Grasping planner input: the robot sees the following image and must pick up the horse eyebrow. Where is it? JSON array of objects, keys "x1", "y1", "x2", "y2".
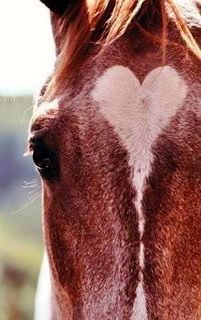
[
  {"x1": 28, "y1": 100, "x2": 59, "y2": 138},
  {"x1": 25, "y1": 128, "x2": 54, "y2": 156},
  {"x1": 33, "y1": 99, "x2": 59, "y2": 118},
  {"x1": 25, "y1": 109, "x2": 58, "y2": 157}
]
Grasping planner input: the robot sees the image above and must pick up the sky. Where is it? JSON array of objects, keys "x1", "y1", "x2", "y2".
[{"x1": 0, "y1": 0, "x2": 56, "y2": 95}]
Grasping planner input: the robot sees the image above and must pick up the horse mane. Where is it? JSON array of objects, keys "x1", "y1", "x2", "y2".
[{"x1": 44, "y1": 0, "x2": 201, "y2": 100}]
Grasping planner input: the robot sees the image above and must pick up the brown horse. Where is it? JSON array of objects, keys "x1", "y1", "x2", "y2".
[{"x1": 30, "y1": 1, "x2": 201, "y2": 319}]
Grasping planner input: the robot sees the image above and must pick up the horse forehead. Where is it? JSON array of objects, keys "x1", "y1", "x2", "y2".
[
  {"x1": 92, "y1": 65, "x2": 188, "y2": 108},
  {"x1": 90, "y1": 64, "x2": 188, "y2": 320},
  {"x1": 91, "y1": 65, "x2": 188, "y2": 152}
]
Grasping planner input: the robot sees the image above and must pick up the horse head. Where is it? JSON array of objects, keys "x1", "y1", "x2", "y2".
[{"x1": 31, "y1": 1, "x2": 201, "y2": 319}]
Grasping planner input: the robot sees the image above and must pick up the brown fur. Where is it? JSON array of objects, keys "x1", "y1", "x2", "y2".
[
  {"x1": 31, "y1": 1, "x2": 201, "y2": 319},
  {"x1": 43, "y1": 0, "x2": 201, "y2": 100},
  {"x1": 144, "y1": 112, "x2": 201, "y2": 320}
]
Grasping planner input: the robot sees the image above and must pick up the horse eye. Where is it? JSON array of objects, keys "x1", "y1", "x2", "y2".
[
  {"x1": 33, "y1": 150, "x2": 51, "y2": 170},
  {"x1": 30, "y1": 137, "x2": 59, "y2": 181}
]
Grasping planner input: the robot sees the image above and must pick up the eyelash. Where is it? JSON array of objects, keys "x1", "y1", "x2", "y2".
[{"x1": 30, "y1": 137, "x2": 59, "y2": 181}]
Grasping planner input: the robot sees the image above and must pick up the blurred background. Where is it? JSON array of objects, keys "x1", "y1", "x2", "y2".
[{"x1": 0, "y1": 1, "x2": 55, "y2": 319}]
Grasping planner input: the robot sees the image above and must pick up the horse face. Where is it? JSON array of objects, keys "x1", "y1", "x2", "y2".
[
  {"x1": 30, "y1": 44, "x2": 201, "y2": 320},
  {"x1": 29, "y1": 58, "x2": 141, "y2": 318},
  {"x1": 31, "y1": 1, "x2": 201, "y2": 319}
]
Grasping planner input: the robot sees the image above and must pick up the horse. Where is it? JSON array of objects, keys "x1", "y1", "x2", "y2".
[{"x1": 29, "y1": 1, "x2": 201, "y2": 319}]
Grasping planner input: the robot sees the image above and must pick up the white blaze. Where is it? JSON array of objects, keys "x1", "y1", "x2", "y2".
[{"x1": 92, "y1": 65, "x2": 187, "y2": 320}]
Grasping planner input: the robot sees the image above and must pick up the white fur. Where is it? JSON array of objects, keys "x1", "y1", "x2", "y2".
[
  {"x1": 168, "y1": 0, "x2": 201, "y2": 27},
  {"x1": 92, "y1": 65, "x2": 188, "y2": 320},
  {"x1": 33, "y1": 98, "x2": 59, "y2": 116},
  {"x1": 34, "y1": 252, "x2": 52, "y2": 320}
]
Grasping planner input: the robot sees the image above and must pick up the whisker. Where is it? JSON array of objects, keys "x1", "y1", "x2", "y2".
[
  {"x1": 21, "y1": 105, "x2": 33, "y2": 124},
  {"x1": 28, "y1": 188, "x2": 40, "y2": 195},
  {"x1": 11, "y1": 194, "x2": 40, "y2": 216},
  {"x1": 22, "y1": 179, "x2": 40, "y2": 190},
  {"x1": 22, "y1": 184, "x2": 39, "y2": 190},
  {"x1": 23, "y1": 178, "x2": 38, "y2": 185},
  {"x1": 28, "y1": 191, "x2": 40, "y2": 202}
]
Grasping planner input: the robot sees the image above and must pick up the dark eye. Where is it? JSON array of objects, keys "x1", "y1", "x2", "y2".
[{"x1": 30, "y1": 136, "x2": 59, "y2": 181}]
